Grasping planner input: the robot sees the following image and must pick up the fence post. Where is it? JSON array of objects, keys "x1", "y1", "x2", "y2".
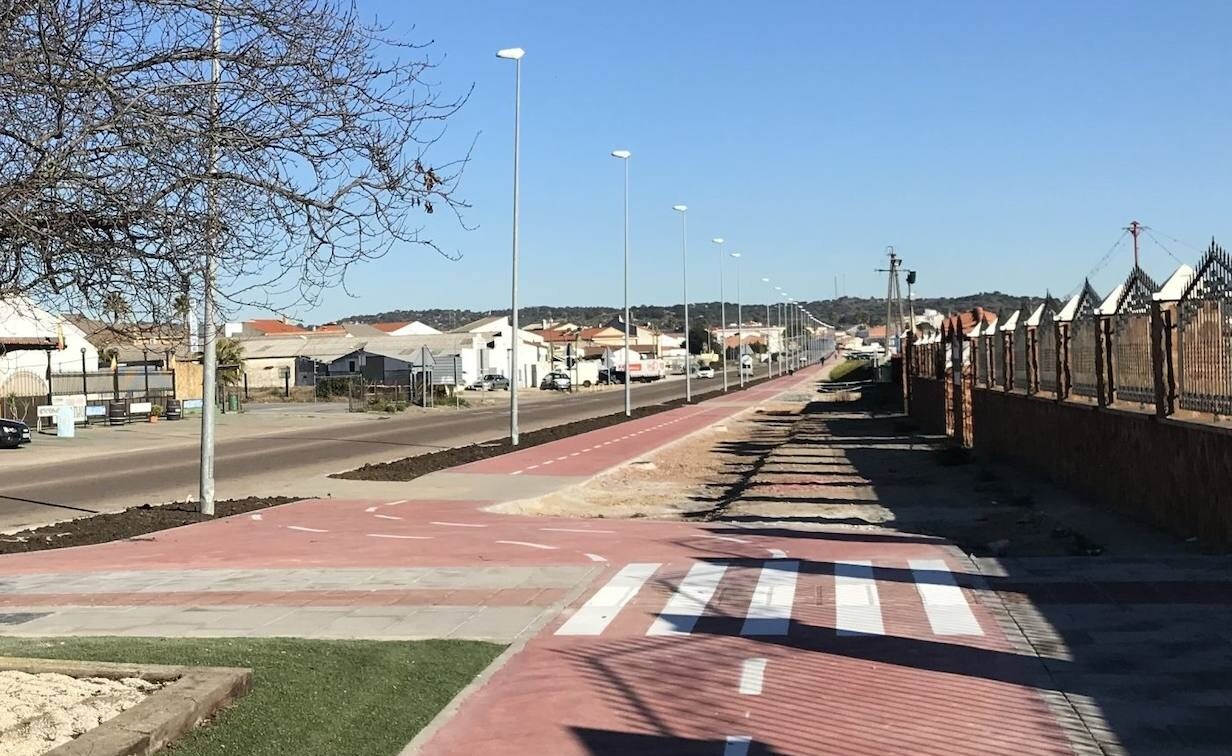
[
  {"x1": 902, "y1": 333, "x2": 913, "y2": 414},
  {"x1": 1057, "y1": 322, "x2": 1070, "y2": 399},
  {"x1": 45, "y1": 351, "x2": 53, "y2": 405},
  {"x1": 1027, "y1": 327, "x2": 1038, "y2": 394},
  {"x1": 1095, "y1": 316, "x2": 1109, "y2": 408},
  {"x1": 1151, "y1": 300, "x2": 1173, "y2": 417}
]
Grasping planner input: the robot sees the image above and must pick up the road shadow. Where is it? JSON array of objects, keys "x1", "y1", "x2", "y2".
[{"x1": 669, "y1": 379, "x2": 1232, "y2": 755}]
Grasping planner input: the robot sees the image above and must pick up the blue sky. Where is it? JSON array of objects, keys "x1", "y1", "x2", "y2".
[{"x1": 284, "y1": 0, "x2": 1231, "y2": 322}]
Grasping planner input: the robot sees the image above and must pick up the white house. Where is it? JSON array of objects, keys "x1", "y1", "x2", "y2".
[
  {"x1": 0, "y1": 297, "x2": 100, "y2": 399},
  {"x1": 450, "y1": 315, "x2": 549, "y2": 389}
]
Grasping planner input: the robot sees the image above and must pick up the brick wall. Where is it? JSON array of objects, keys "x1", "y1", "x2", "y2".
[{"x1": 971, "y1": 389, "x2": 1232, "y2": 544}]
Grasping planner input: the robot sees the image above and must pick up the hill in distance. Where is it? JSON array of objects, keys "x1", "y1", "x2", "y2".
[{"x1": 341, "y1": 292, "x2": 1041, "y2": 332}]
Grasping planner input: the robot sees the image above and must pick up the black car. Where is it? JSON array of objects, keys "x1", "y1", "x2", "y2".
[{"x1": 0, "y1": 418, "x2": 32, "y2": 449}]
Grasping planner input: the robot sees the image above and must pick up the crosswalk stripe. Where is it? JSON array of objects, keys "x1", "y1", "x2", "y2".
[
  {"x1": 908, "y1": 559, "x2": 984, "y2": 636},
  {"x1": 555, "y1": 563, "x2": 660, "y2": 636},
  {"x1": 740, "y1": 560, "x2": 798, "y2": 636},
  {"x1": 646, "y1": 561, "x2": 728, "y2": 636},
  {"x1": 835, "y1": 560, "x2": 885, "y2": 636}
]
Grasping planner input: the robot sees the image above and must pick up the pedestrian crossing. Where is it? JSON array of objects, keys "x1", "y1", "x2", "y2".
[{"x1": 555, "y1": 559, "x2": 986, "y2": 639}]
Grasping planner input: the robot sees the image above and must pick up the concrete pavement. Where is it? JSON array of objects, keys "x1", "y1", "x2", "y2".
[{"x1": 2, "y1": 360, "x2": 1221, "y2": 754}]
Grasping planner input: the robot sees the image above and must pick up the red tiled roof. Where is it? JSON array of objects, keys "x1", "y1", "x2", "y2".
[
  {"x1": 312, "y1": 324, "x2": 345, "y2": 333},
  {"x1": 540, "y1": 330, "x2": 580, "y2": 343},
  {"x1": 248, "y1": 319, "x2": 307, "y2": 334},
  {"x1": 372, "y1": 322, "x2": 410, "y2": 333}
]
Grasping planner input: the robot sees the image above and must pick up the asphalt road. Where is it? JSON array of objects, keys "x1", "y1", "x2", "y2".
[{"x1": 0, "y1": 365, "x2": 781, "y2": 528}]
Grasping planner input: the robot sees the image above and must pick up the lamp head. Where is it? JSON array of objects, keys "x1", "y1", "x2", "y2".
[
  {"x1": 495, "y1": 48, "x2": 525, "y2": 60},
  {"x1": 610, "y1": 149, "x2": 631, "y2": 159},
  {"x1": 711, "y1": 238, "x2": 724, "y2": 245},
  {"x1": 672, "y1": 204, "x2": 687, "y2": 212},
  {"x1": 730, "y1": 252, "x2": 741, "y2": 258}
]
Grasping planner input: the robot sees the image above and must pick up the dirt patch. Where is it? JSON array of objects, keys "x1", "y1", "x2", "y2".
[
  {"x1": 335, "y1": 375, "x2": 780, "y2": 482},
  {"x1": 0, "y1": 497, "x2": 295, "y2": 555},
  {"x1": 491, "y1": 403, "x2": 803, "y2": 520},
  {"x1": 0, "y1": 670, "x2": 160, "y2": 756}
]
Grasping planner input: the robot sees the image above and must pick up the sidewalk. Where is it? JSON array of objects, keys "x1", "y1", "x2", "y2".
[{"x1": 5, "y1": 361, "x2": 1217, "y2": 754}]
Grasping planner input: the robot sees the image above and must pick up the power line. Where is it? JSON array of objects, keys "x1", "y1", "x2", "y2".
[{"x1": 1083, "y1": 229, "x2": 1129, "y2": 281}]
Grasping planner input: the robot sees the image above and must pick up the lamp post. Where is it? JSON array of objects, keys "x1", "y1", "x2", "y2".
[
  {"x1": 612, "y1": 149, "x2": 632, "y2": 416},
  {"x1": 80, "y1": 347, "x2": 87, "y2": 398},
  {"x1": 761, "y1": 277, "x2": 774, "y2": 378},
  {"x1": 712, "y1": 238, "x2": 727, "y2": 391},
  {"x1": 730, "y1": 252, "x2": 742, "y2": 386},
  {"x1": 673, "y1": 205, "x2": 691, "y2": 403},
  {"x1": 497, "y1": 46, "x2": 525, "y2": 444}
]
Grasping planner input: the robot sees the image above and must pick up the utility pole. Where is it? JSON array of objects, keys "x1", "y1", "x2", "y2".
[
  {"x1": 876, "y1": 247, "x2": 905, "y2": 356},
  {"x1": 198, "y1": 9, "x2": 222, "y2": 517},
  {"x1": 906, "y1": 270, "x2": 917, "y2": 336},
  {"x1": 1126, "y1": 220, "x2": 1144, "y2": 269}
]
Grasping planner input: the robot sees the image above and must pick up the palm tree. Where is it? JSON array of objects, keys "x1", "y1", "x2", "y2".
[{"x1": 215, "y1": 338, "x2": 245, "y2": 387}]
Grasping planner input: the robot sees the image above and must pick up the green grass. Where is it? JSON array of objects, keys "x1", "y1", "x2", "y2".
[
  {"x1": 0, "y1": 636, "x2": 504, "y2": 756},
  {"x1": 827, "y1": 358, "x2": 872, "y2": 382}
]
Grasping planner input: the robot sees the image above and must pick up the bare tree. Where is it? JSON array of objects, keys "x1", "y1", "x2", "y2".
[
  {"x1": 0, "y1": 0, "x2": 470, "y2": 511},
  {"x1": 0, "y1": 0, "x2": 469, "y2": 322}
]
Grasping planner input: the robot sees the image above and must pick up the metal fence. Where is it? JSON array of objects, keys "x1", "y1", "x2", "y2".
[
  {"x1": 1068, "y1": 285, "x2": 1100, "y2": 398},
  {"x1": 906, "y1": 239, "x2": 1232, "y2": 426},
  {"x1": 1111, "y1": 267, "x2": 1158, "y2": 406},
  {"x1": 1037, "y1": 304, "x2": 1058, "y2": 394},
  {"x1": 1176, "y1": 243, "x2": 1232, "y2": 416}
]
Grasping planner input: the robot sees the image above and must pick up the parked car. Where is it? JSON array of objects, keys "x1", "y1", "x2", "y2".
[
  {"x1": 467, "y1": 373, "x2": 510, "y2": 391},
  {"x1": 598, "y1": 368, "x2": 626, "y2": 385},
  {"x1": 0, "y1": 418, "x2": 32, "y2": 449},
  {"x1": 539, "y1": 372, "x2": 572, "y2": 391},
  {"x1": 696, "y1": 366, "x2": 715, "y2": 379}
]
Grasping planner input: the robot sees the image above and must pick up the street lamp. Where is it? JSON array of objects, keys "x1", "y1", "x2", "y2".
[
  {"x1": 731, "y1": 252, "x2": 743, "y2": 386},
  {"x1": 673, "y1": 204, "x2": 691, "y2": 403},
  {"x1": 612, "y1": 149, "x2": 632, "y2": 416},
  {"x1": 761, "y1": 277, "x2": 774, "y2": 377},
  {"x1": 497, "y1": 46, "x2": 524, "y2": 444},
  {"x1": 712, "y1": 238, "x2": 727, "y2": 391}
]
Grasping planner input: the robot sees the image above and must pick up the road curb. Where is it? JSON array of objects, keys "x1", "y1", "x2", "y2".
[{"x1": 1, "y1": 656, "x2": 251, "y2": 756}]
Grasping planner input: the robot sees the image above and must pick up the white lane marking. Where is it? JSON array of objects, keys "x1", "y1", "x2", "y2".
[
  {"x1": 496, "y1": 540, "x2": 557, "y2": 550},
  {"x1": 738, "y1": 658, "x2": 768, "y2": 695},
  {"x1": 741, "y1": 560, "x2": 799, "y2": 636},
  {"x1": 584, "y1": 553, "x2": 608, "y2": 562},
  {"x1": 556, "y1": 563, "x2": 660, "y2": 636},
  {"x1": 287, "y1": 526, "x2": 327, "y2": 533},
  {"x1": 724, "y1": 735, "x2": 752, "y2": 756},
  {"x1": 647, "y1": 561, "x2": 728, "y2": 636},
  {"x1": 526, "y1": 464, "x2": 540, "y2": 470},
  {"x1": 569, "y1": 452, "x2": 580, "y2": 457},
  {"x1": 249, "y1": 514, "x2": 263, "y2": 521},
  {"x1": 835, "y1": 560, "x2": 885, "y2": 636},
  {"x1": 582, "y1": 448, "x2": 593, "y2": 452},
  {"x1": 767, "y1": 548, "x2": 788, "y2": 559},
  {"x1": 556, "y1": 456, "x2": 569, "y2": 461},
  {"x1": 374, "y1": 514, "x2": 402, "y2": 521},
  {"x1": 909, "y1": 559, "x2": 984, "y2": 636},
  {"x1": 364, "y1": 506, "x2": 378, "y2": 513},
  {"x1": 510, "y1": 470, "x2": 523, "y2": 476},
  {"x1": 431, "y1": 521, "x2": 487, "y2": 528},
  {"x1": 542, "y1": 460, "x2": 555, "y2": 466},
  {"x1": 699, "y1": 534, "x2": 750, "y2": 544},
  {"x1": 540, "y1": 527, "x2": 616, "y2": 534},
  {"x1": 367, "y1": 533, "x2": 432, "y2": 540},
  {"x1": 384, "y1": 499, "x2": 407, "y2": 506}
]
